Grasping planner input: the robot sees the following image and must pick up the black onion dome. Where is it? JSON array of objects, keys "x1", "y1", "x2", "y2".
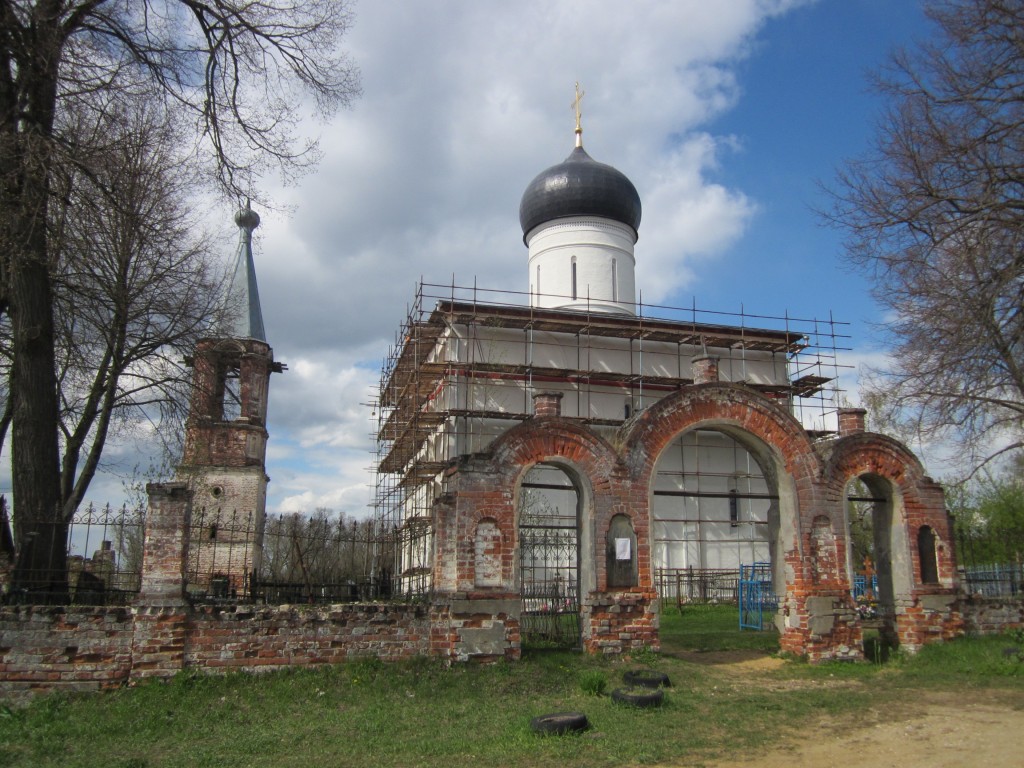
[{"x1": 519, "y1": 146, "x2": 641, "y2": 241}]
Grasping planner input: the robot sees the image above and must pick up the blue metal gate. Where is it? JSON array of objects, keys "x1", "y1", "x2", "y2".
[{"x1": 738, "y1": 562, "x2": 778, "y2": 631}]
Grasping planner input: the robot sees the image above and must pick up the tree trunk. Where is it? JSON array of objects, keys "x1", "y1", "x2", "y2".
[
  {"x1": 9, "y1": 204, "x2": 66, "y2": 599},
  {"x1": 7, "y1": 4, "x2": 67, "y2": 601}
]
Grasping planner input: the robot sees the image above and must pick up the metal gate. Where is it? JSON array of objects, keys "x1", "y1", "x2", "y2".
[
  {"x1": 738, "y1": 562, "x2": 778, "y2": 631},
  {"x1": 519, "y1": 466, "x2": 581, "y2": 649}
]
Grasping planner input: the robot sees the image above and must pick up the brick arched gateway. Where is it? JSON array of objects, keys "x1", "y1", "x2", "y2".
[
  {"x1": 620, "y1": 382, "x2": 823, "y2": 653},
  {"x1": 428, "y1": 389, "x2": 962, "y2": 662},
  {"x1": 490, "y1": 418, "x2": 662, "y2": 653},
  {"x1": 821, "y1": 431, "x2": 962, "y2": 651},
  {"x1": 435, "y1": 418, "x2": 621, "y2": 593}
]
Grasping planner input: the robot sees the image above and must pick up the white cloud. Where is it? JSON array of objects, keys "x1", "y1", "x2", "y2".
[
  {"x1": 638, "y1": 133, "x2": 758, "y2": 301},
  {"x1": 6, "y1": 0, "x2": 829, "y2": 512},
  {"x1": 238, "y1": 2, "x2": 808, "y2": 508}
]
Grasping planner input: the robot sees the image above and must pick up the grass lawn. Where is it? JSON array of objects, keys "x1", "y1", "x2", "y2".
[
  {"x1": 1, "y1": 605, "x2": 1021, "y2": 768},
  {"x1": 662, "y1": 603, "x2": 779, "y2": 653}
]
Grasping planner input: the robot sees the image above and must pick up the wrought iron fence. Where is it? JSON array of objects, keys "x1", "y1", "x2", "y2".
[
  {"x1": 185, "y1": 509, "x2": 402, "y2": 604},
  {"x1": 0, "y1": 499, "x2": 410, "y2": 606},
  {"x1": 961, "y1": 563, "x2": 1023, "y2": 597},
  {"x1": 519, "y1": 492, "x2": 581, "y2": 650},
  {"x1": 655, "y1": 567, "x2": 740, "y2": 606},
  {"x1": 0, "y1": 500, "x2": 145, "y2": 605},
  {"x1": 956, "y1": 528, "x2": 1024, "y2": 597}
]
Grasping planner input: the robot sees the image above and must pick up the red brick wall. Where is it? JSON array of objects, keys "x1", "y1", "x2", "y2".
[
  {"x1": 960, "y1": 597, "x2": 1024, "y2": 634},
  {"x1": 0, "y1": 602, "x2": 431, "y2": 703},
  {"x1": 430, "y1": 597, "x2": 521, "y2": 662},
  {"x1": 131, "y1": 605, "x2": 190, "y2": 680},
  {"x1": 185, "y1": 603, "x2": 430, "y2": 670},
  {"x1": 820, "y1": 434, "x2": 961, "y2": 655},
  {"x1": 0, "y1": 606, "x2": 134, "y2": 704},
  {"x1": 584, "y1": 589, "x2": 659, "y2": 655}
]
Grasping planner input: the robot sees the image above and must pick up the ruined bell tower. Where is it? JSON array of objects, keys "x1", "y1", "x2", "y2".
[{"x1": 178, "y1": 207, "x2": 284, "y2": 597}]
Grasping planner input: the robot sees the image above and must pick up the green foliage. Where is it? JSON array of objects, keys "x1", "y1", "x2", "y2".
[
  {"x1": 950, "y1": 471, "x2": 1024, "y2": 566},
  {"x1": 577, "y1": 669, "x2": 607, "y2": 696},
  {"x1": 899, "y1": 635, "x2": 1024, "y2": 680},
  {"x1": 347, "y1": 655, "x2": 385, "y2": 684}
]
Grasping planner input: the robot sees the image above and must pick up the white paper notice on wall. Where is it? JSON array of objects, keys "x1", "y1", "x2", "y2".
[{"x1": 615, "y1": 538, "x2": 631, "y2": 561}]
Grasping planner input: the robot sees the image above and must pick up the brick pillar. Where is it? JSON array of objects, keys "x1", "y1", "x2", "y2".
[
  {"x1": 139, "y1": 482, "x2": 192, "y2": 603},
  {"x1": 132, "y1": 482, "x2": 193, "y2": 681},
  {"x1": 838, "y1": 408, "x2": 867, "y2": 436},
  {"x1": 691, "y1": 354, "x2": 720, "y2": 384},
  {"x1": 532, "y1": 391, "x2": 563, "y2": 417}
]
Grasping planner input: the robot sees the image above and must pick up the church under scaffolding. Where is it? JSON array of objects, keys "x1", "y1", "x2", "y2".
[{"x1": 372, "y1": 280, "x2": 850, "y2": 596}]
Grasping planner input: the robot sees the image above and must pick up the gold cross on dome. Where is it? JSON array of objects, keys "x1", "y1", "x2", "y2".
[{"x1": 572, "y1": 82, "x2": 585, "y2": 145}]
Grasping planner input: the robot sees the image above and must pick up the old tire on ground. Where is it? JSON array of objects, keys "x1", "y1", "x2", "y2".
[
  {"x1": 530, "y1": 711, "x2": 590, "y2": 735},
  {"x1": 623, "y1": 669, "x2": 671, "y2": 689},
  {"x1": 611, "y1": 686, "x2": 665, "y2": 708}
]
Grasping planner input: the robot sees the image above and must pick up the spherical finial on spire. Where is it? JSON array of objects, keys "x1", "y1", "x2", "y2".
[{"x1": 235, "y1": 205, "x2": 260, "y2": 231}]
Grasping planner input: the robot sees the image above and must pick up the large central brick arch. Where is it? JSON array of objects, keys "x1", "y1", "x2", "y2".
[
  {"x1": 620, "y1": 383, "x2": 821, "y2": 609},
  {"x1": 620, "y1": 383, "x2": 819, "y2": 487}
]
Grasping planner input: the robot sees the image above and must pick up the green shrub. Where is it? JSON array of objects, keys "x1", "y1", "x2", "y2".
[{"x1": 577, "y1": 669, "x2": 607, "y2": 696}]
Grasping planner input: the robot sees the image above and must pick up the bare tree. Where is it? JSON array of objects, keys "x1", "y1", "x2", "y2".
[
  {"x1": 260, "y1": 509, "x2": 377, "y2": 602},
  {"x1": 826, "y1": 0, "x2": 1024, "y2": 478},
  {"x1": 0, "y1": 97, "x2": 232, "y2": 594},
  {"x1": 0, "y1": 1, "x2": 360, "y2": 594},
  {"x1": 51, "y1": 102, "x2": 230, "y2": 518}
]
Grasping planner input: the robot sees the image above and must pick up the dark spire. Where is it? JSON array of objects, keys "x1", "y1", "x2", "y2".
[{"x1": 224, "y1": 205, "x2": 267, "y2": 342}]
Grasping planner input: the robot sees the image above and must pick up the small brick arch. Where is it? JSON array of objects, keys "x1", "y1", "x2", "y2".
[
  {"x1": 822, "y1": 432, "x2": 956, "y2": 649},
  {"x1": 487, "y1": 418, "x2": 620, "y2": 536},
  {"x1": 822, "y1": 434, "x2": 950, "y2": 583},
  {"x1": 441, "y1": 418, "x2": 625, "y2": 593},
  {"x1": 823, "y1": 433, "x2": 929, "y2": 497},
  {"x1": 489, "y1": 417, "x2": 633, "y2": 594},
  {"x1": 490, "y1": 417, "x2": 621, "y2": 491},
  {"x1": 824, "y1": 437, "x2": 917, "y2": 597}
]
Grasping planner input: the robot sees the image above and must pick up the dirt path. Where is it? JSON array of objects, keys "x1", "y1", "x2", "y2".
[
  {"x1": 662, "y1": 652, "x2": 1024, "y2": 768},
  {"x1": 699, "y1": 692, "x2": 1024, "y2": 768}
]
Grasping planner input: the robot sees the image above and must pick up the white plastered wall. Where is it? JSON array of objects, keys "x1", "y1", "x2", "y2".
[{"x1": 526, "y1": 218, "x2": 637, "y2": 315}]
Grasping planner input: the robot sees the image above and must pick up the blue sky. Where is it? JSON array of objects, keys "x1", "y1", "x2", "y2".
[
  {"x1": 2, "y1": 1, "x2": 942, "y2": 513},
  {"x1": 698, "y1": 1, "x2": 924, "y2": 318}
]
